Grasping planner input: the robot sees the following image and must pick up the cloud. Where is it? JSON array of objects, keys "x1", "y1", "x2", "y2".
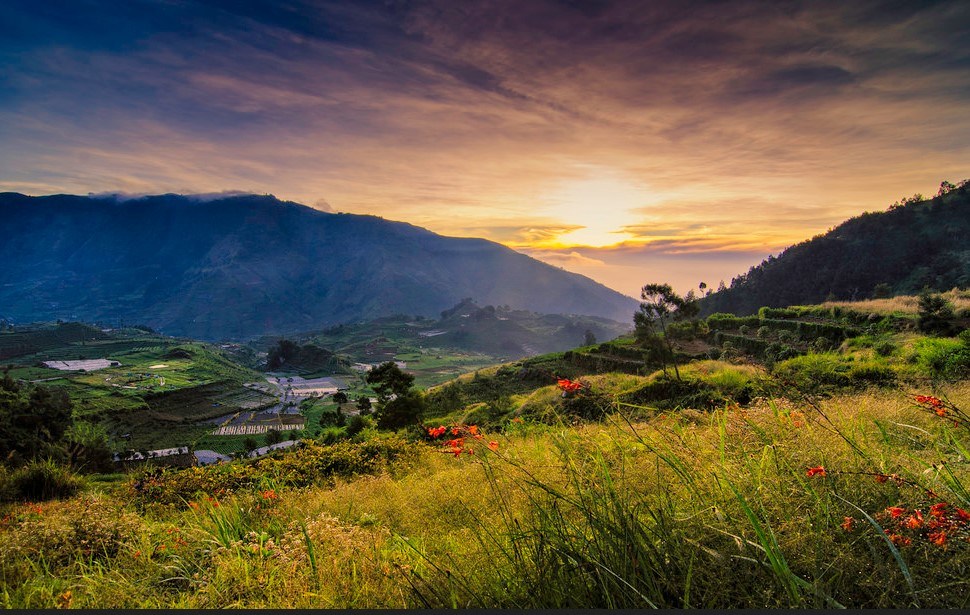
[
  {"x1": 0, "y1": 0, "x2": 968, "y2": 294},
  {"x1": 519, "y1": 249, "x2": 608, "y2": 268},
  {"x1": 313, "y1": 198, "x2": 335, "y2": 213}
]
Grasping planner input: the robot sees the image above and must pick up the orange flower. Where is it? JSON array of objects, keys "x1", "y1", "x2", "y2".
[
  {"x1": 874, "y1": 474, "x2": 889, "y2": 483},
  {"x1": 188, "y1": 501, "x2": 199, "y2": 510},
  {"x1": 935, "y1": 406, "x2": 947, "y2": 417},
  {"x1": 928, "y1": 531, "x2": 947, "y2": 547},
  {"x1": 488, "y1": 440, "x2": 499, "y2": 452},
  {"x1": 915, "y1": 395, "x2": 944, "y2": 408},
  {"x1": 929, "y1": 502, "x2": 947, "y2": 518},
  {"x1": 133, "y1": 550, "x2": 141, "y2": 558},
  {"x1": 955, "y1": 508, "x2": 970, "y2": 524},
  {"x1": 888, "y1": 533, "x2": 912, "y2": 547},
  {"x1": 468, "y1": 425, "x2": 478, "y2": 435},
  {"x1": 261, "y1": 489, "x2": 279, "y2": 500},
  {"x1": 887, "y1": 506, "x2": 906, "y2": 519},
  {"x1": 841, "y1": 516, "x2": 855, "y2": 532},
  {"x1": 451, "y1": 447, "x2": 462, "y2": 458},
  {"x1": 557, "y1": 378, "x2": 583, "y2": 393},
  {"x1": 806, "y1": 466, "x2": 826, "y2": 477},
  {"x1": 451, "y1": 426, "x2": 461, "y2": 436},
  {"x1": 905, "y1": 514, "x2": 923, "y2": 530},
  {"x1": 511, "y1": 417, "x2": 523, "y2": 423}
]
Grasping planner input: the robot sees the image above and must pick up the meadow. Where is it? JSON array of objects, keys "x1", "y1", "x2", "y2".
[{"x1": 1, "y1": 373, "x2": 968, "y2": 608}]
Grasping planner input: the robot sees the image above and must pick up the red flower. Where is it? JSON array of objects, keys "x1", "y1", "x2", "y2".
[
  {"x1": 888, "y1": 533, "x2": 912, "y2": 547},
  {"x1": 930, "y1": 502, "x2": 947, "y2": 518},
  {"x1": 874, "y1": 474, "x2": 889, "y2": 483},
  {"x1": 887, "y1": 506, "x2": 906, "y2": 519},
  {"x1": 557, "y1": 378, "x2": 583, "y2": 393},
  {"x1": 450, "y1": 447, "x2": 462, "y2": 458},
  {"x1": 904, "y1": 512, "x2": 923, "y2": 530},
  {"x1": 954, "y1": 508, "x2": 970, "y2": 524},
  {"x1": 915, "y1": 395, "x2": 944, "y2": 408},
  {"x1": 806, "y1": 466, "x2": 826, "y2": 477},
  {"x1": 841, "y1": 516, "x2": 855, "y2": 532},
  {"x1": 488, "y1": 440, "x2": 499, "y2": 452},
  {"x1": 468, "y1": 425, "x2": 478, "y2": 435},
  {"x1": 928, "y1": 531, "x2": 947, "y2": 547},
  {"x1": 451, "y1": 426, "x2": 461, "y2": 436}
]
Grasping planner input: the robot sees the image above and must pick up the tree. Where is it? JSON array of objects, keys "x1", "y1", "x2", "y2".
[
  {"x1": 265, "y1": 429, "x2": 283, "y2": 446},
  {"x1": 332, "y1": 391, "x2": 348, "y2": 405},
  {"x1": 366, "y1": 362, "x2": 414, "y2": 403},
  {"x1": 266, "y1": 339, "x2": 300, "y2": 370},
  {"x1": 366, "y1": 362, "x2": 424, "y2": 429},
  {"x1": 583, "y1": 329, "x2": 597, "y2": 346},
  {"x1": 242, "y1": 437, "x2": 259, "y2": 456},
  {"x1": 633, "y1": 283, "x2": 699, "y2": 380},
  {"x1": 0, "y1": 376, "x2": 73, "y2": 464},
  {"x1": 917, "y1": 289, "x2": 954, "y2": 334},
  {"x1": 356, "y1": 395, "x2": 373, "y2": 414}
]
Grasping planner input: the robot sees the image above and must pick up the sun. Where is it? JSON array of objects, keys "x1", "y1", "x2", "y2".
[{"x1": 535, "y1": 167, "x2": 656, "y2": 248}]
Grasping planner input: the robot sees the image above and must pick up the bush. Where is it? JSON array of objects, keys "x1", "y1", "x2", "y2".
[
  {"x1": 1, "y1": 459, "x2": 81, "y2": 502},
  {"x1": 909, "y1": 337, "x2": 970, "y2": 380},
  {"x1": 757, "y1": 326, "x2": 771, "y2": 339},
  {"x1": 738, "y1": 325, "x2": 750, "y2": 336},
  {"x1": 873, "y1": 340, "x2": 896, "y2": 357}
]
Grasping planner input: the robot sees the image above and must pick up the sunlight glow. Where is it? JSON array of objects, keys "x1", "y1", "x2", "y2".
[{"x1": 534, "y1": 168, "x2": 658, "y2": 248}]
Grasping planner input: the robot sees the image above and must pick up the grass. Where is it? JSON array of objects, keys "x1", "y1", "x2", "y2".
[
  {"x1": 2, "y1": 381, "x2": 968, "y2": 608},
  {"x1": 821, "y1": 289, "x2": 970, "y2": 316}
]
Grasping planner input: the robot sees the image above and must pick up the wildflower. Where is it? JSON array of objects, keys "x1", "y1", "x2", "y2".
[
  {"x1": 904, "y1": 512, "x2": 923, "y2": 530},
  {"x1": 451, "y1": 427, "x2": 461, "y2": 436},
  {"x1": 888, "y1": 533, "x2": 912, "y2": 547},
  {"x1": 929, "y1": 502, "x2": 947, "y2": 518},
  {"x1": 806, "y1": 466, "x2": 826, "y2": 477},
  {"x1": 511, "y1": 417, "x2": 523, "y2": 423},
  {"x1": 557, "y1": 378, "x2": 584, "y2": 394},
  {"x1": 874, "y1": 474, "x2": 889, "y2": 483},
  {"x1": 841, "y1": 516, "x2": 855, "y2": 532},
  {"x1": 468, "y1": 425, "x2": 478, "y2": 435},
  {"x1": 887, "y1": 506, "x2": 906, "y2": 519},
  {"x1": 261, "y1": 489, "x2": 279, "y2": 500},
  {"x1": 928, "y1": 531, "x2": 947, "y2": 547},
  {"x1": 450, "y1": 447, "x2": 462, "y2": 458},
  {"x1": 915, "y1": 395, "x2": 944, "y2": 408},
  {"x1": 955, "y1": 508, "x2": 970, "y2": 524},
  {"x1": 488, "y1": 440, "x2": 499, "y2": 452},
  {"x1": 465, "y1": 448, "x2": 475, "y2": 455},
  {"x1": 188, "y1": 501, "x2": 199, "y2": 510},
  {"x1": 133, "y1": 550, "x2": 141, "y2": 558}
]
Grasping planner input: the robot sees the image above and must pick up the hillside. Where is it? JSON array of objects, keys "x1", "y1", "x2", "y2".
[
  {"x1": 297, "y1": 298, "x2": 631, "y2": 362},
  {"x1": 700, "y1": 182, "x2": 970, "y2": 316},
  {"x1": 0, "y1": 193, "x2": 637, "y2": 340}
]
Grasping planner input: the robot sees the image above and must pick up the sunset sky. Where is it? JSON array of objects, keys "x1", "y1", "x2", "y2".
[{"x1": 2, "y1": 0, "x2": 968, "y2": 298}]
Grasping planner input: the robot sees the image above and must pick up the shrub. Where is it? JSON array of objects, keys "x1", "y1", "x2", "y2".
[
  {"x1": 777, "y1": 330, "x2": 799, "y2": 344},
  {"x1": 738, "y1": 325, "x2": 750, "y2": 336},
  {"x1": 757, "y1": 326, "x2": 771, "y2": 339},
  {"x1": 1, "y1": 459, "x2": 81, "y2": 502},
  {"x1": 909, "y1": 337, "x2": 970, "y2": 380},
  {"x1": 873, "y1": 340, "x2": 896, "y2": 357}
]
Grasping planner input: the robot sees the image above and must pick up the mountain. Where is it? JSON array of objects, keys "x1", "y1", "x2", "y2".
[
  {"x1": 700, "y1": 182, "x2": 970, "y2": 316},
  {"x1": 0, "y1": 192, "x2": 638, "y2": 339}
]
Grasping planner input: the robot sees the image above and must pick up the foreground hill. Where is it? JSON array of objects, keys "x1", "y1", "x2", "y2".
[
  {"x1": 700, "y1": 182, "x2": 970, "y2": 315},
  {"x1": 0, "y1": 192, "x2": 637, "y2": 340}
]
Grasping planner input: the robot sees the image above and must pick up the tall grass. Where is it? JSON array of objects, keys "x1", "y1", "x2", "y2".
[{"x1": 1, "y1": 384, "x2": 968, "y2": 608}]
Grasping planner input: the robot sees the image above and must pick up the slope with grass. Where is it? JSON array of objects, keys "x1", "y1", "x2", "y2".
[{"x1": 1, "y1": 382, "x2": 968, "y2": 608}]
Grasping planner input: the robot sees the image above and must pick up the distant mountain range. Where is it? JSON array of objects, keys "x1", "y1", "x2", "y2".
[
  {"x1": 700, "y1": 183, "x2": 970, "y2": 315},
  {"x1": 0, "y1": 192, "x2": 637, "y2": 339}
]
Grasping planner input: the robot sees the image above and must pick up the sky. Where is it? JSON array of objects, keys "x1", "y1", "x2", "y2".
[{"x1": 1, "y1": 0, "x2": 969, "y2": 299}]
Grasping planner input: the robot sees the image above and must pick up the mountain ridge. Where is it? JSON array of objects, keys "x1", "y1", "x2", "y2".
[{"x1": 0, "y1": 192, "x2": 638, "y2": 340}]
